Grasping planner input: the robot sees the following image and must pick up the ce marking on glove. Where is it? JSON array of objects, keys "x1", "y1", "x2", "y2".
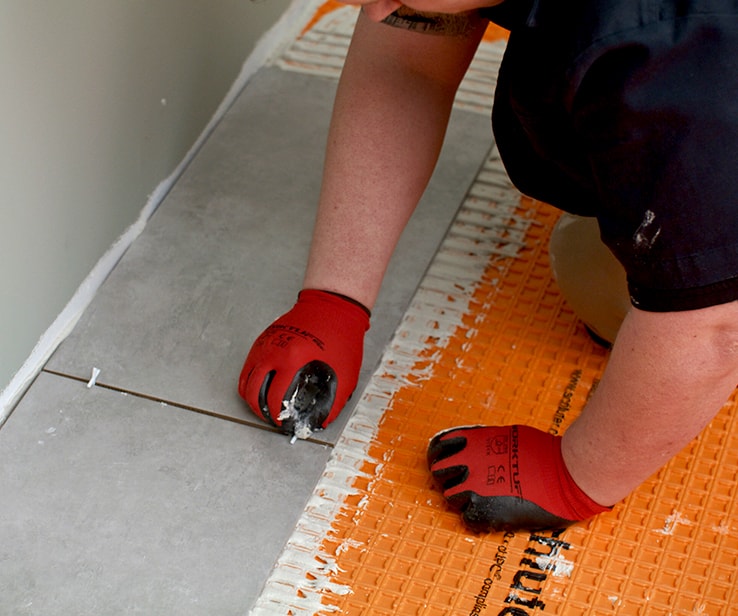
[
  {"x1": 487, "y1": 464, "x2": 508, "y2": 486},
  {"x1": 485, "y1": 434, "x2": 511, "y2": 486},
  {"x1": 265, "y1": 323, "x2": 325, "y2": 350}
]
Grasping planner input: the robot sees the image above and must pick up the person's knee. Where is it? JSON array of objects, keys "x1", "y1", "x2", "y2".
[{"x1": 548, "y1": 213, "x2": 630, "y2": 344}]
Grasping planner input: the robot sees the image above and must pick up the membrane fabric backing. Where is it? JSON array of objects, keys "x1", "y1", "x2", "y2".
[{"x1": 251, "y1": 3, "x2": 738, "y2": 614}]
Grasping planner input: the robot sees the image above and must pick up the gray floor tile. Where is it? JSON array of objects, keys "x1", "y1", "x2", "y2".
[
  {"x1": 0, "y1": 372, "x2": 331, "y2": 615},
  {"x1": 46, "y1": 66, "x2": 493, "y2": 443}
]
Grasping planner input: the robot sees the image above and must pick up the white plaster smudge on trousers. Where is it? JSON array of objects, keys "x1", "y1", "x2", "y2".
[{"x1": 633, "y1": 209, "x2": 661, "y2": 250}]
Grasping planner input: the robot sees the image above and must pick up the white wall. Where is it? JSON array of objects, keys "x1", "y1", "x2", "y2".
[{"x1": 0, "y1": 0, "x2": 308, "y2": 415}]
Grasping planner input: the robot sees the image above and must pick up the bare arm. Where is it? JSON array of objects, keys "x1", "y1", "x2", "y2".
[
  {"x1": 563, "y1": 300, "x2": 738, "y2": 505},
  {"x1": 303, "y1": 9, "x2": 487, "y2": 309}
]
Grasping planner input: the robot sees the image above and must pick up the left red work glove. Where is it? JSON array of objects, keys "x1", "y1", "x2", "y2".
[{"x1": 239, "y1": 289, "x2": 370, "y2": 439}]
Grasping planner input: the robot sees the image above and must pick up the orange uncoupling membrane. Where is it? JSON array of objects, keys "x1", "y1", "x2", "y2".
[
  {"x1": 252, "y1": 4, "x2": 738, "y2": 615},
  {"x1": 300, "y1": 0, "x2": 347, "y2": 36}
]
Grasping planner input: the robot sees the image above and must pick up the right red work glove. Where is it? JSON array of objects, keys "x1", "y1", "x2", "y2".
[
  {"x1": 428, "y1": 425, "x2": 611, "y2": 532},
  {"x1": 238, "y1": 289, "x2": 370, "y2": 439}
]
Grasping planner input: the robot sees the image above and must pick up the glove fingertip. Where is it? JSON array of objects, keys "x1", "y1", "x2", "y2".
[
  {"x1": 430, "y1": 463, "x2": 469, "y2": 493},
  {"x1": 257, "y1": 369, "x2": 280, "y2": 427},
  {"x1": 238, "y1": 363, "x2": 280, "y2": 427},
  {"x1": 427, "y1": 433, "x2": 467, "y2": 468},
  {"x1": 281, "y1": 360, "x2": 337, "y2": 437}
]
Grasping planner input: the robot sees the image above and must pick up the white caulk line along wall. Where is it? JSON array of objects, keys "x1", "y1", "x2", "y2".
[
  {"x1": 249, "y1": 145, "x2": 534, "y2": 615},
  {"x1": 0, "y1": 0, "x2": 321, "y2": 426}
]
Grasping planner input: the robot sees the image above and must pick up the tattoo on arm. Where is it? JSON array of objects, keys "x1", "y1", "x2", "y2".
[{"x1": 379, "y1": 7, "x2": 485, "y2": 37}]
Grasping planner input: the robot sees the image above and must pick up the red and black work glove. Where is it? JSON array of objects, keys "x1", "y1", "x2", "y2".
[
  {"x1": 239, "y1": 289, "x2": 370, "y2": 439},
  {"x1": 428, "y1": 425, "x2": 611, "y2": 532}
]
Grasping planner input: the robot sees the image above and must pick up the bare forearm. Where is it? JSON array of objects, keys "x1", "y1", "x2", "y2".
[
  {"x1": 563, "y1": 302, "x2": 738, "y2": 505},
  {"x1": 303, "y1": 12, "x2": 485, "y2": 309}
]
